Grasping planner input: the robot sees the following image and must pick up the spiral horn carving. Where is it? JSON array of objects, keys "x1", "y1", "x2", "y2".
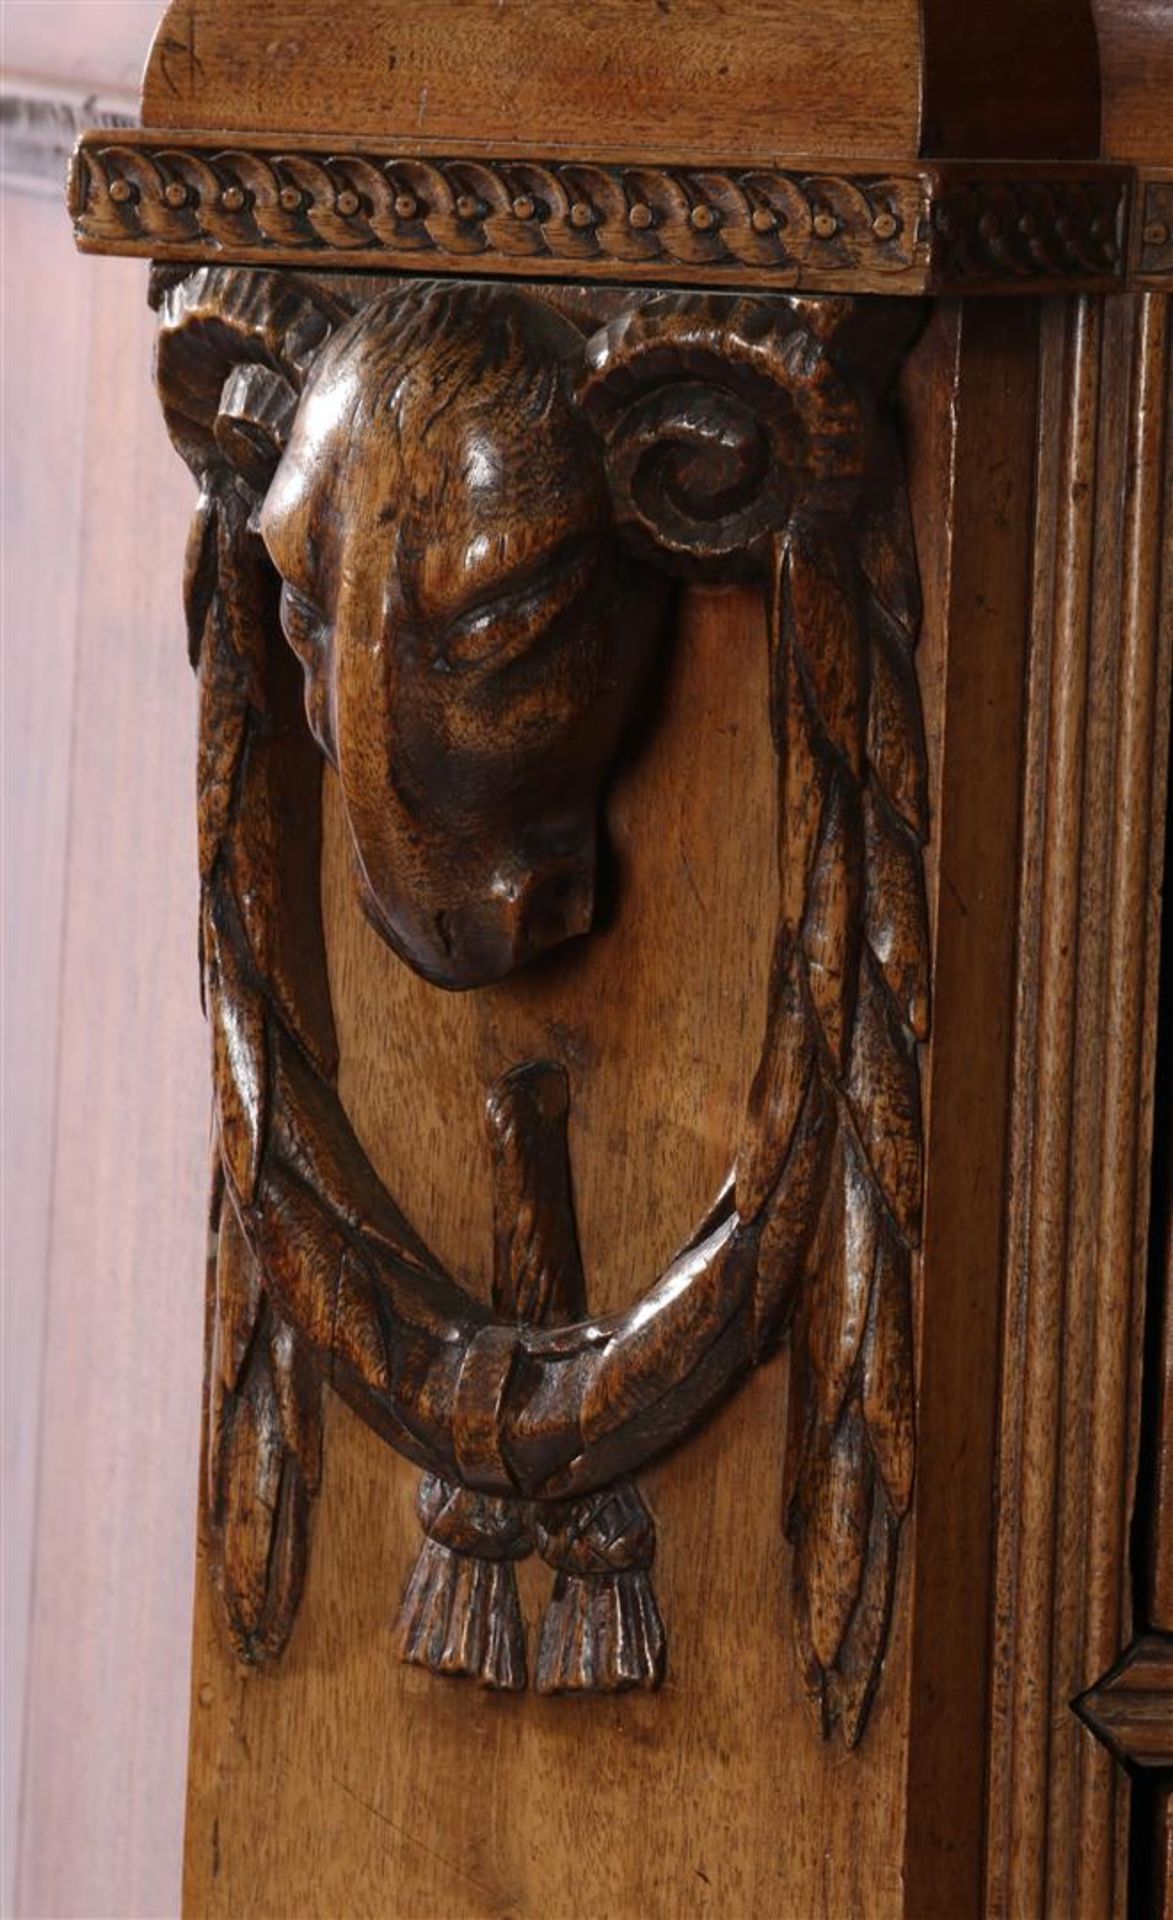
[{"x1": 579, "y1": 295, "x2": 869, "y2": 578}]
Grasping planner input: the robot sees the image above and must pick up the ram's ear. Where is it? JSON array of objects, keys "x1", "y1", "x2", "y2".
[
  {"x1": 155, "y1": 266, "x2": 348, "y2": 490},
  {"x1": 213, "y1": 364, "x2": 299, "y2": 495}
]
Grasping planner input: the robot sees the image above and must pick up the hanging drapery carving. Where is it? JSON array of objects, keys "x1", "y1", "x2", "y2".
[{"x1": 156, "y1": 266, "x2": 928, "y2": 1744}]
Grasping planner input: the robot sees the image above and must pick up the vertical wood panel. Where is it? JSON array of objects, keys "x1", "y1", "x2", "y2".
[
  {"x1": 1133, "y1": 303, "x2": 1173, "y2": 1637},
  {"x1": 1014, "y1": 294, "x2": 1104, "y2": 1918},
  {"x1": 901, "y1": 299, "x2": 1042, "y2": 1920},
  {"x1": 1075, "y1": 291, "x2": 1171, "y2": 1913},
  {"x1": 986, "y1": 290, "x2": 1173, "y2": 1920}
]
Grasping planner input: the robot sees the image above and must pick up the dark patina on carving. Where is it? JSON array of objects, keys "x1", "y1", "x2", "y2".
[{"x1": 157, "y1": 267, "x2": 928, "y2": 1741}]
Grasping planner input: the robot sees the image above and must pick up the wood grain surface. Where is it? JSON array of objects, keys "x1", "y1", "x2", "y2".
[
  {"x1": 140, "y1": 0, "x2": 922, "y2": 163},
  {"x1": 899, "y1": 298, "x2": 1044, "y2": 1920},
  {"x1": 137, "y1": 0, "x2": 1103, "y2": 166},
  {"x1": 1094, "y1": 0, "x2": 1173, "y2": 163},
  {"x1": 1151, "y1": 976, "x2": 1173, "y2": 1629},
  {"x1": 919, "y1": 0, "x2": 1099, "y2": 157}
]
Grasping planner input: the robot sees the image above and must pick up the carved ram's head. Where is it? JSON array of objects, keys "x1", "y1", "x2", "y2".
[
  {"x1": 160, "y1": 269, "x2": 870, "y2": 992},
  {"x1": 259, "y1": 284, "x2": 664, "y2": 989}
]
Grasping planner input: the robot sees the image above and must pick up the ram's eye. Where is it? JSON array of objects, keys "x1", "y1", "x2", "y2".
[
  {"x1": 435, "y1": 534, "x2": 604, "y2": 673},
  {"x1": 279, "y1": 582, "x2": 330, "y2": 663}
]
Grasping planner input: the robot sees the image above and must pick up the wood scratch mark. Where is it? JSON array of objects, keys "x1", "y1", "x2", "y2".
[
  {"x1": 681, "y1": 848, "x2": 707, "y2": 914},
  {"x1": 331, "y1": 1773, "x2": 503, "y2": 1900},
  {"x1": 157, "y1": 8, "x2": 204, "y2": 98}
]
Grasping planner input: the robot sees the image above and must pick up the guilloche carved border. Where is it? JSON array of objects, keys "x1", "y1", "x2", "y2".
[{"x1": 68, "y1": 130, "x2": 1133, "y2": 294}]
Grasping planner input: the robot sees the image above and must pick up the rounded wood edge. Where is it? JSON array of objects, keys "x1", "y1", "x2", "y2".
[{"x1": 138, "y1": 0, "x2": 1125, "y2": 168}]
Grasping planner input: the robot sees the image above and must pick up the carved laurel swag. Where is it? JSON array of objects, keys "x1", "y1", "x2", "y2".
[
  {"x1": 582, "y1": 293, "x2": 926, "y2": 1739},
  {"x1": 158, "y1": 267, "x2": 928, "y2": 1743}
]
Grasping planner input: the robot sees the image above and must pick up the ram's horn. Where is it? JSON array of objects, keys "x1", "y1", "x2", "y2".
[{"x1": 578, "y1": 294, "x2": 868, "y2": 578}]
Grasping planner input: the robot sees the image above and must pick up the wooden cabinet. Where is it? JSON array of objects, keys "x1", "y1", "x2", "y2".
[{"x1": 60, "y1": 3, "x2": 1172, "y2": 1912}]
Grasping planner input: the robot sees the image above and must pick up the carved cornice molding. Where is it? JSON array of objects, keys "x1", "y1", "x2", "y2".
[{"x1": 68, "y1": 130, "x2": 1135, "y2": 294}]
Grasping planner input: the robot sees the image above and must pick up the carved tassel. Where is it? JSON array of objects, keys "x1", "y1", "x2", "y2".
[
  {"x1": 535, "y1": 1480, "x2": 665, "y2": 1693},
  {"x1": 394, "y1": 1472, "x2": 531, "y2": 1691}
]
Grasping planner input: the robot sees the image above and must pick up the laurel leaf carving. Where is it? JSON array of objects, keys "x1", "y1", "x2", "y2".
[
  {"x1": 205, "y1": 1172, "x2": 322, "y2": 1665},
  {"x1": 845, "y1": 952, "x2": 923, "y2": 1244},
  {"x1": 205, "y1": 893, "x2": 267, "y2": 1208},
  {"x1": 267, "y1": 1311, "x2": 324, "y2": 1496},
  {"x1": 805, "y1": 1130, "x2": 879, "y2": 1425},
  {"x1": 801, "y1": 769, "x2": 865, "y2": 1073},
  {"x1": 212, "y1": 1175, "x2": 261, "y2": 1396},
  {"x1": 787, "y1": 519, "x2": 868, "y2": 778},
  {"x1": 866, "y1": 610, "x2": 928, "y2": 839},
  {"x1": 737, "y1": 934, "x2": 814, "y2": 1219},
  {"x1": 863, "y1": 785, "x2": 931, "y2": 1041},
  {"x1": 857, "y1": 464, "x2": 922, "y2": 635},
  {"x1": 861, "y1": 1226, "x2": 916, "y2": 1518},
  {"x1": 168, "y1": 292, "x2": 342, "y2": 1666},
  {"x1": 797, "y1": 1410, "x2": 873, "y2": 1674},
  {"x1": 751, "y1": 1071, "x2": 833, "y2": 1352},
  {"x1": 824, "y1": 1493, "x2": 899, "y2": 1748},
  {"x1": 183, "y1": 484, "x2": 218, "y2": 671},
  {"x1": 760, "y1": 387, "x2": 925, "y2": 1745}
]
